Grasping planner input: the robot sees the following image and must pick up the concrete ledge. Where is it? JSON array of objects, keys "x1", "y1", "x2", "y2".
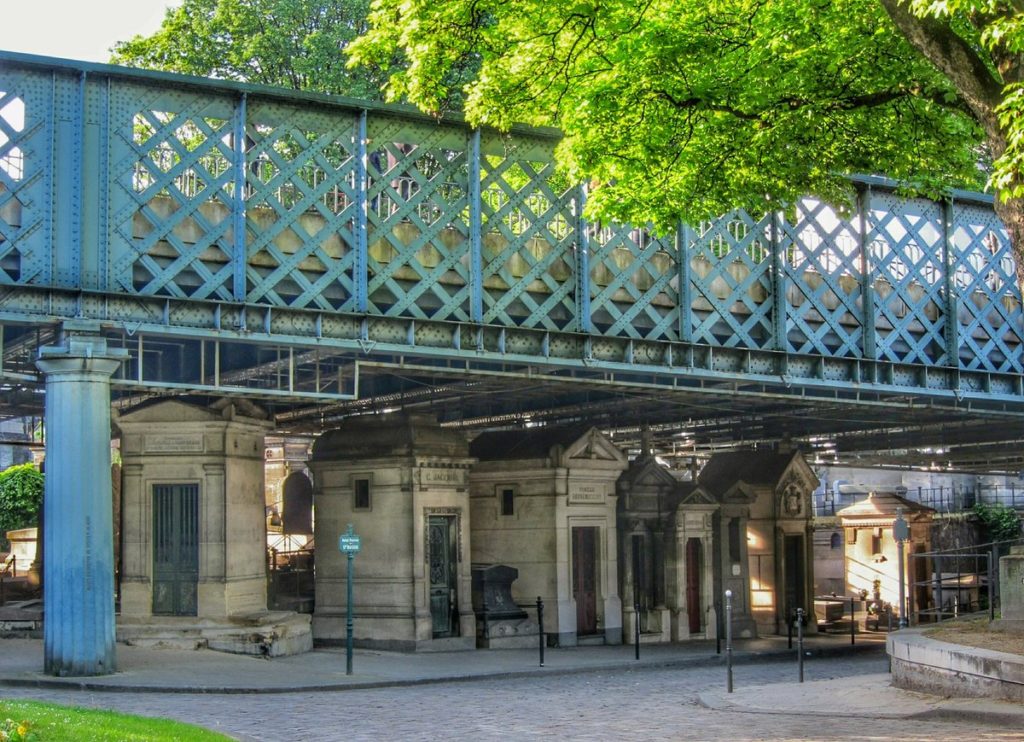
[{"x1": 888, "y1": 627, "x2": 1024, "y2": 702}]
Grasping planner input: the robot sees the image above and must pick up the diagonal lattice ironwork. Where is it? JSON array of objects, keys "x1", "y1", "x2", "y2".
[
  {"x1": 244, "y1": 103, "x2": 358, "y2": 311},
  {"x1": 951, "y1": 204, "x2": 1024, "y2": 373},
  {"x1": 479, "y1": 135, "x2": 576, "y2": 332},
  {"x1": 688, "y1": 211, "x2": 775, "y2": 349},
  {"x1": 0, "y1": 77, "x2": 46, "y2": 286},
  {"x1": 781, "y1": 199, "x2": 864, "y2": 358},
  {"x1": 365, "y1": 118, "x2": 471, "y2": 321},
  {"x1": 589, "y1": 223, "x2": 678, "y2": 340},
  {"x1": 868, "y1": 194, "x2": 947, "y2": 366},
  {"x1": 112, "y1": 89, "x2": 236, "y2": 301}
]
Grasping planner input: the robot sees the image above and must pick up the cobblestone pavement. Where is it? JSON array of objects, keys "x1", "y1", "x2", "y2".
[{"x1": 0, "y1": 655, "x2": 1017, "y2": 741}]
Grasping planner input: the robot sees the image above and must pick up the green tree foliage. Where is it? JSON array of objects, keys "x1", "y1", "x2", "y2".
[
  {"x1": 349, "y1": 1, "x2": 1024, "y2": 275},
  {"x1": 0, "y1": 463, "x2": 43, "y2": 550},
  {"x1": 111, "y1": 0, "x2": 390, "y2": 98},
  {"x1": 973, "y1": 501, "x2": 1022, "y2": 543}
]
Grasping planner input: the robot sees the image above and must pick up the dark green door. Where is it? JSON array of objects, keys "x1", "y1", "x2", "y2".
[
  {"x1": 784, "y1": 534, "x2": 805, "y2": 622},
  {"x1": 428, "y1": 516, "x2": 458, "y2": 637},
  {"x1": 152, "y1": 483, "x2": 199, "y2": 616}
]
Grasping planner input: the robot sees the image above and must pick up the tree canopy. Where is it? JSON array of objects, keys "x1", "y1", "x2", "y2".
[
  {"x1": 111, "y1": 0, "x2": 389, "y2": 98},
  {"x1": 349, "y1": 0, "x2": 1024, "y2": 272}
]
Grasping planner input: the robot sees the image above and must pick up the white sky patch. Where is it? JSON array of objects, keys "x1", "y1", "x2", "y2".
[{"x1": 0, "y1": 0, "x2": 179, "y2": 64}]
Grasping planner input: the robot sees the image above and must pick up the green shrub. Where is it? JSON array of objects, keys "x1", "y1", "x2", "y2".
[
  {"x1": 972, "y1": 502, "x2": 1022, "y2": 544},
  {"x1": 0, "y1": 463, "x2": 43, "y2": 550}
]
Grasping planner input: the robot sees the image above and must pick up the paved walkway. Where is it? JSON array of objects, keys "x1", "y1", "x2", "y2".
[
  {"x1": 1, "y1": 634, "x2": 879, "y2": 693},
  {"x1": 2, "y1": 633, "x2": 1024, "y2": 736}
]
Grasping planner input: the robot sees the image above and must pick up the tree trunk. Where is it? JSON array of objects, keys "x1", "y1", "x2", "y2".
[{"x1": 992, "y1": 196, "x2": 1024, "y2": 293}]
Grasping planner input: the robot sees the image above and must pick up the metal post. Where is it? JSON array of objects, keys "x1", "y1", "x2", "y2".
[
  {"x1": 346, "y1": 549, "x2": 354, "y2": 675},
  {"x1": 850, "y1": 597, "x2": 856, "y2": 645},
  {"x1": 634, "y1": 603, "x2": 641, "y2": 660},
  {"x1": 988, "y1": 551, "x2": 996, "y2": 622},
  {"x1": 716, "y1": 599, "x2": 721, "y2": 655},
  {"x1": 537, "y1": 596, "x2": 545, "y2": 668},
  {"x1": 797, "y1": 608, "x2": 805, "y2": 683},
  {"x1": 895, "y1": 507, "x2": 908, "y2": 628},
  {"x1": 725, "y1": 589, "x2": 734, "y2": 693}
]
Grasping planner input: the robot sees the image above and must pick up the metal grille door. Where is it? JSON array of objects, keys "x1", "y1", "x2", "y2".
[{"x1": 152, "y1": 483, "x2": 199, "y2": 616}]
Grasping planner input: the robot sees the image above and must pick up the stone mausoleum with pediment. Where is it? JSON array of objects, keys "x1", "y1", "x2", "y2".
[
  {"x1": 309, "y1": 412, "x2": 477, "y2": 651},
  {"x1": 468, "y1": 425, "x2": 629, "y2": 646}
]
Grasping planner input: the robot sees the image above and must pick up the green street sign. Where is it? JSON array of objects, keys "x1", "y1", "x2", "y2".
[{"x1": 339, "y1": 534, "x2": 361, "y2": 553}]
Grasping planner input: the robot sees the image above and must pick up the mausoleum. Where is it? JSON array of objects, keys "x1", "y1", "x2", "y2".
[
  {"x1": 469, "y1": 425, "x2": 628, "y2": 646},
  {"x1": 309, "y1": 412, "x2": 476, "y2": 651}
]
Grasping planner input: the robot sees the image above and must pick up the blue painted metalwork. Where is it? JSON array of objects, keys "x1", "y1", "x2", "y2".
[
  {"x1": 1, "y1": 52, "x2": 1024, "y2": 408},
  {"x1": 37, "y1": 330, "x2": 127, "y2": 676},
  {"x1": 469, "y1": 128, "x2": 483, "y2": 324},
  {"x1": 355, "y1": 109, "x2": 368, "y2": 312},
  {"x1": 231, "y1": 93, "x2": 247, "y2": 301}
]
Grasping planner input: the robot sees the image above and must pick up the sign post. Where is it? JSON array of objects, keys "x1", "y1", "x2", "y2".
[
  {"x1": 338, "y1": 523, "x2": 362, "y2": 675},
  {"x1": 893, "y1": 507, "x2": 909, "y2": 628}
]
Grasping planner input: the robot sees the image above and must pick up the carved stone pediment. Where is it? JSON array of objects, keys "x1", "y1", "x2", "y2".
[
  {"x1": 678, "y1": 484, "x2": 718, "y2": 507},
  {"x1": 560, "y1": 427, "x2": 628, "y2": 468},
  {"x1": 617, "y1": 456, "x2": 678, "y2": 493},
  {"x1": 720, "y1": 482, "x2": 758, "y2": 504}
]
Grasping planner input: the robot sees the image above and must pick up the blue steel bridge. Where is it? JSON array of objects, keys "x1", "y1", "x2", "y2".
[{"x1": 3, "y1": 51, "x2": 1024, "y2": 470}]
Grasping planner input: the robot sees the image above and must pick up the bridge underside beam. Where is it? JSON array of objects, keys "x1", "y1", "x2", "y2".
[
  {"x1": 0, "y1": 287, "x2": 1022, "y2": 413},
  {"x1": 1, "y1": 307, "x2": 1024, "y2": 472}
]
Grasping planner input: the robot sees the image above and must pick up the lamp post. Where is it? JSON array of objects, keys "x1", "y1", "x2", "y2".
[
  {"x1": 338, "y1": 523, "x2": 362, "y2": 675},
  {"x1": 894, "y1": 507, "x2": 909, "y2": 628}
]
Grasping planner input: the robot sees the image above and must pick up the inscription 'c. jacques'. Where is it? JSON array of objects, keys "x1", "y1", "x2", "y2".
[{"x1": 420, "y1": 468, "x2": 467, "y2": 485}]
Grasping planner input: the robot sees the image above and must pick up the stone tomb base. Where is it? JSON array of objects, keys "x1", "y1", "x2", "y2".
[
  {"x1": 118, "y1": 611, "x2": 313, "y2": 657},
  {"x1": 477, "y1": 616, "x2": 539, "y2": 649}
]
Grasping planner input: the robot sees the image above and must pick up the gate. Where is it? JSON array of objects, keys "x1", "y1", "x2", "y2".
[{"x1": 152, "y1": 483, "x2": 199, "y2": 616}]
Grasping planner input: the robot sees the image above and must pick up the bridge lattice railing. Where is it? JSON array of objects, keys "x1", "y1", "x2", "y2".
[{"x1": 1, "y1": 58, "x2": 1022, "y2": 374}]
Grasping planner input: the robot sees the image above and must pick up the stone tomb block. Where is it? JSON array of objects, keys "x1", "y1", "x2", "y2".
[
  {"x1": 116, "y1": 400, "x2": 311, "y2": 656},
  {"x1": 310, "y1": 413, "x2": 476, "y2": 651}
]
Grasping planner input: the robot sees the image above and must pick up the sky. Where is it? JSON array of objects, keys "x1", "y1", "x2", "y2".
[{"x1": 0, "y1": 0, "x2": 179, "y2": 63}]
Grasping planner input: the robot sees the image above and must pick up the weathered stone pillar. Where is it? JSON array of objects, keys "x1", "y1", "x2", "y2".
[{"x1": 37, "y1": 329, "x2": 126, "y2": 676}]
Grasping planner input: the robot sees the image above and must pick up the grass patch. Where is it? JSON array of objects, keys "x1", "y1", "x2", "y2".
[
  {"x1": 0, "y1": 699, "x2": 232, "y2": 741},
  {"x1": 924, "y1": 617, "x2": 1024, "y2": 657}
]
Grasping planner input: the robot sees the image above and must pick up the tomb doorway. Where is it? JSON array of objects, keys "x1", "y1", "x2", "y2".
[
  {"x1": 428, "y1": 515, "x2": 459, "y2": 638},
  {"x1": 152, "y1": 483, "x2": 199, "y2": 616},
  {"x1": 572, "y1": 526, "x2": 599, "y2": 635},
  {"x1": 783, "y1": 534, "x2": 806, "y2": 620},
  {"x1": 686, "y1": 537, "x2": 703, "y2": 634}
]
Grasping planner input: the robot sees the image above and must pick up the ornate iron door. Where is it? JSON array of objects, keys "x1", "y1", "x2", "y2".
[
  {"x1": 428, "y1": 516, "x2": 457, "y2": 637},
  {"x1": 152, "y1": 483, "x2": 199, "y2": 616},
  {"x1": 783, "y1": 534, "x2": 805, "y2": 622},
  {"x1": 686, "y1": 537, "x2": 703, "y2": 634},
  {"x1": 572, "y1": 527, "x2": 599, "y2": 635}
]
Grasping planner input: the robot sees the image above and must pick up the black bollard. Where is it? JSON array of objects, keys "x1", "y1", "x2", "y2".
[
  {"x1": 716, "y1": 600, "x2": 721, "y2": 655},
  {"x1": 850, "y1": 597, "x2": 855, "y2": 645},
  {"x1": 537, "y1": 596, "x2": 545, "y2": 668},
  {"x1": 797, "y1": 608, "x2": 805, "y2": 683},
  {"x1": 725, "y1": 589, "x2": 734, "y2": 694},
  {"x1": 634, "y1": 603, "x2": 641, "y2": 660}
]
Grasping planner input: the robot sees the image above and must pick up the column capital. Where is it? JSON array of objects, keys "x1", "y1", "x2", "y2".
[{"x1": 36, "y1": 331, "x2": 128, "y2": 378}]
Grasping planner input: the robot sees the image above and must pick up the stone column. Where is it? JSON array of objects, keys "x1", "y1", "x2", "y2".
[{"x1": 37, "y1": 330, "x2": 126, "y2": 676}]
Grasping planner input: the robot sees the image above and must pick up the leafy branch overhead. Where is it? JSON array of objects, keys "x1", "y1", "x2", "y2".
[{"x1": 348, "y1": 0, "x2": 1024, "y2": 283}]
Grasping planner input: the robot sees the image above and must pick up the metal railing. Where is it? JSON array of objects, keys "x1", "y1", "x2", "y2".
[
  {"x1": 906, "y1": 538, "x2": 1024, "y2": 625},
  {"x1": 266, "y1": 547, "x2": 314, "y2": 613}
]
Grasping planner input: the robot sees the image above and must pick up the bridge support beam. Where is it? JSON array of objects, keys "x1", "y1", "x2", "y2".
[{"x1": 36, "y1": 327, "x2": 127, "y2": 676}]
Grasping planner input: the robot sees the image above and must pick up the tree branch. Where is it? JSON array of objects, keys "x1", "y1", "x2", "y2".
[{"x1": 878, "y1": 0, "x2": 1004, "y2": 147}]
